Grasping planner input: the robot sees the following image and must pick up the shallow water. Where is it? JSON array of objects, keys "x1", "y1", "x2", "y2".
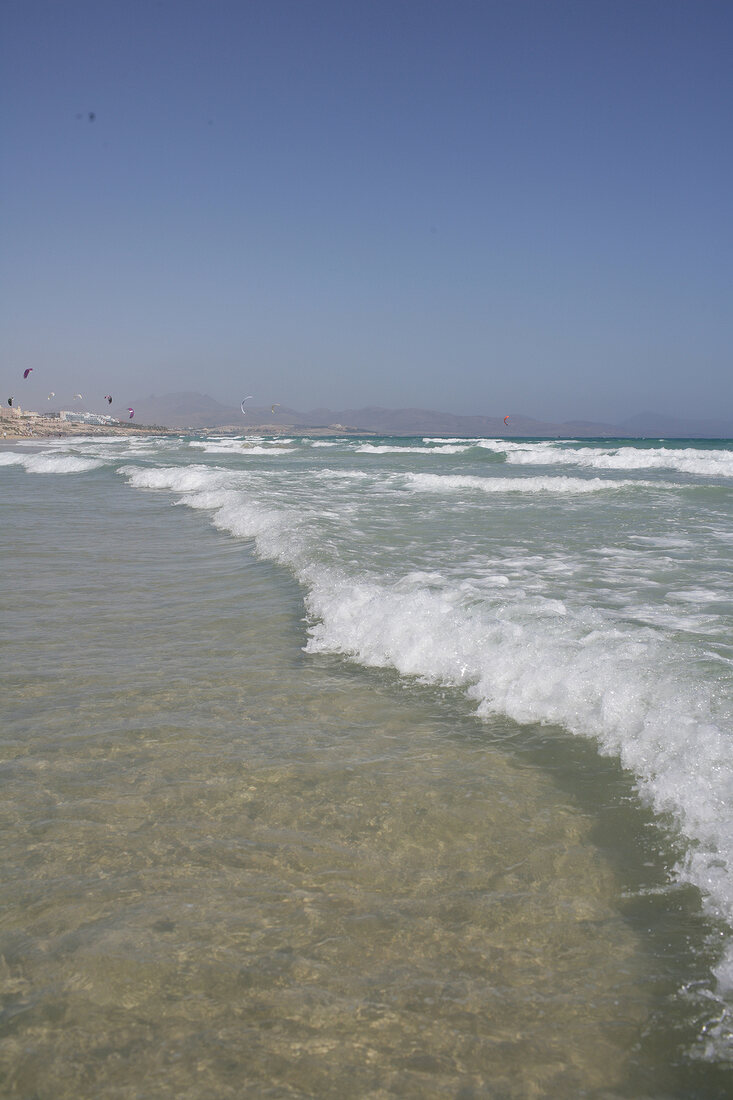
[{"x1": 1, "y1": 436, "x2": 732, "y2": 1097}]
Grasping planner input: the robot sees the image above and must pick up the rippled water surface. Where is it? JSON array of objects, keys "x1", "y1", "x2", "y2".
[{"x1": 1, "y1": 434, "x2": 732, "y2": 1097}]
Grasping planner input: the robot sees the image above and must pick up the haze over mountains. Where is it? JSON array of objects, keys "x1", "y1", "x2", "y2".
[{"x1": 125, "y1": 393, "x2": 733, "y2": 438}]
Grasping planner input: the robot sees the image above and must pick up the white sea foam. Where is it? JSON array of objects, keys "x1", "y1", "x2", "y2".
[
  {"x1": 190, "y1": 440, "x2": 297, "y2": 455},
  {"x1": 667, "y1": 588, "x2": 725, "y2": 604},
  {"x1": 630, "y1": 535, "x2": 697, "y2": 549},
  {"x1": 422, "y1": 436, "x2": 485, "y2": 444},
  {"x1": 0, "y1": 451, "x2": 105, "y2": 473},
  {"x1": 402, "y1": 473, "x2": 662, "y2": 494},
  {"x1": 237, "y1": 445, "x2": 297, "y2": 455},
  {"x1": 301, "y1": 566, "x2": 733, "y2": 950},
  {"x1": 503, "y1": 443, "x2": 733, "y2": 477},
  {"x1": 314, "y1": 469, "x2": 372, "y2": 481},
  {"x1": 18, "y1": 434, "x2": 133, "y2": 447},
  {"x1": 120, "y1": 464, "x2": 244, "y2": 494},
  {"x1": 356, "y1": 443, "x2": 471, "y2": 455},
  {"x1": 475, "y1": 439, "x2": 516, "y2": 452}
]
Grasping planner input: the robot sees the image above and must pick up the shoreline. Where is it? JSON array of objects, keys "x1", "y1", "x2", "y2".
[
  {"x1": 1, "y1": 418, "x2": 177, "y2": 441},
  {"x1": 0, "y1": 415, "x2": 371, "y2": 441},
  {"x1": 3, "y1": 413, "x2": 727, "y2": 445}
]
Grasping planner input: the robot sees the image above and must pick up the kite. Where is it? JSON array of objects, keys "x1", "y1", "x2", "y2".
[
  {"x1": 23, "y1": 368, "x2": 33, "y2": 379},
  {"x1": 127, "y1": 408, "x2": 134, "y2": 419},
  {"x1": 47, "y1": 392, "x2": 55, "y2": 400},
  {"x1": 7, "y1": 397, "x2": 13, "y2": 407},
  {"x1": 504, "y1": 416, "x2": 509, "y2": 425},
  {"x1": 271, "y1": 403, "x2": 280, "y2": 414},
  {"x1": 104, "y1": 395, "x2": 112, "y2": 404},
  {"x1": 240, "y1": 396, "x2": 253, "y2": 414}
]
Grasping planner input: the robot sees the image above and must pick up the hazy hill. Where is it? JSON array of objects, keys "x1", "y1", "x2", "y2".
[
  {"x1": 127, "y1": 393, "x2": 240, "y2": 429},
  {"x1": 126, "y1": 393, "x2": 733, "y2": 438}
]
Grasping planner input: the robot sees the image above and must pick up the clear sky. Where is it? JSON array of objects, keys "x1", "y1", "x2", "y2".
[{"x1": 2, "y1": 0, "x2": 731, "y2": 423}]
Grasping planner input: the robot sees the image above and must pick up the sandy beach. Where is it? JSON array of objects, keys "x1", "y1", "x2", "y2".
[
  {"x1": 0, "y1": 411, "x2": 172, "y2": 440},
  {"x1": 0, "y1": 411, "x2": 352, "y2": 441}
]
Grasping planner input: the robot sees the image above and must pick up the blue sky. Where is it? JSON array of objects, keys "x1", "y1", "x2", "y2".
[{"x1": 2, "y1": 0, "x2": 731, "y2": 422}]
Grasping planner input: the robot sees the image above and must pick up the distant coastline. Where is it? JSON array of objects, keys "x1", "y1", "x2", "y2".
[
  {"x1": 2, "y1": 395, "x2": 731, "y2": 441},
  {"x1": 0, "y1": 410, "x2": 367, "y2": 441},
  {"x1": 92, "y1": 393, "x2": 733, "y2": 439}
]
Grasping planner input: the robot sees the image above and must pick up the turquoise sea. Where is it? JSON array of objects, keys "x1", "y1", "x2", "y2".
[{"x1": 1, "y1": 433, "x2": 732, "y2": 1098}]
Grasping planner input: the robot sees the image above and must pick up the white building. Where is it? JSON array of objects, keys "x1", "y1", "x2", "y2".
[{"x1": 59, "y1": 410, "x2": 119, "y2": 425}]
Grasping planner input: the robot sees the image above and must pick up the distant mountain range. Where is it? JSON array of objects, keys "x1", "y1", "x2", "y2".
[{"x1": 127, "y1": 392, "x2": 733, "y2": 438}]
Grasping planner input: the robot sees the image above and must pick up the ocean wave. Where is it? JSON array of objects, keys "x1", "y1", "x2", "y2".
[
  {"x1": 189, "y1": 440, "x2": 297, "y2": 455},
  {"x1": 119, "y1": 464, "x2": 241, "y2": 493},
  {"x1": 422, "y1": 436, "x2": 486, "y2": 444},
  {"x1": 356, "y1": 443, "x2": 472, "y2": 455},
  {"x1": 503, "y1": 443, "x2": 733, "y2": 477},
  {"x1": 301, "y1": 566, "x2": 733, "y2": 977},
  {"x1": 116, "y1": 452, "x2": 733, "y2": 1029},
  {"x1": 0, "y1": 451, "x2": 105, "y2": 473},
  {"x1": 403, "y1": 473, "x2": 663, "y2": 494},
  {"x1": 314, "y1": 468, "x2": 373, "y2": 481}
]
